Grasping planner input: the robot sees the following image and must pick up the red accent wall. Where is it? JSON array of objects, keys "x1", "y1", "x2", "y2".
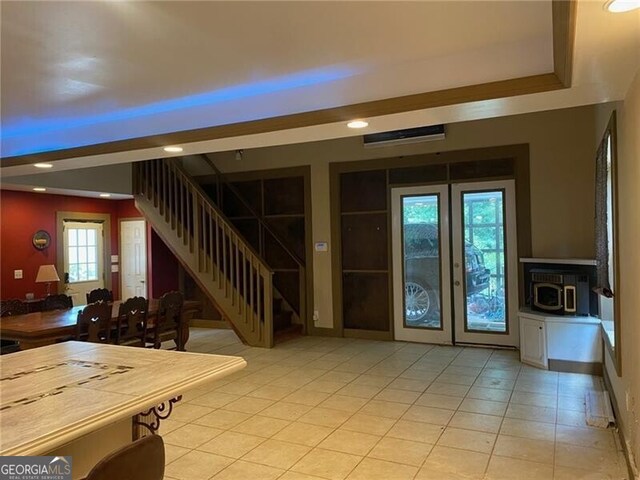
[
  {"x1": 149, "y1": 229, "x2": 180, "y2": 297},
  {"x1": 0, "y1": 191, "x2": 180, "y2": 302}
]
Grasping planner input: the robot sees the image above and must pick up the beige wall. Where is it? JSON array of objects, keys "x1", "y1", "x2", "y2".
[
  {"x1": 203, "y1": 105, "x2": 600, "y2": 329},
  {"x1": 598, "y1": 68, "x2": 640, "y2": 472}
]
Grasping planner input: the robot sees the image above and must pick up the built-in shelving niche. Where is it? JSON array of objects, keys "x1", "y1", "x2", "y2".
[{"x1": 520, "y1": 258, "x2": 599, "y2": 316}]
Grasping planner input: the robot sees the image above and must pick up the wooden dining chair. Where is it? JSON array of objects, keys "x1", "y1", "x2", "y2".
[
  {"x1": 147, "y1": 291, "x2": 185, "y2": 351},
  {"x1": 86, "y1": 288, "x2": 114, "y2": 304},
  {"x1": 42, "y1": 294, "x2": 73, "y2": 311},
  {"x1": 0, "y1": 299, "x2": 28, "y2": 317},
  {"x1": 75, "y1": 301, "x2": 113, "y2": 343},
  {"x1": 0, "y1": 299, "x2": 28, "y2": 354},
  {"x1": 116, "y1": 297, "x2": 149, "y2": 347},
  {"x1": 81, "y1": 434, "x2": 164, "y2": 480}
]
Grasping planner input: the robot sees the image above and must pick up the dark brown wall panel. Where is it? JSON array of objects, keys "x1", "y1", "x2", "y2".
[
  {"x1": 224, "y1": 180, "x2": 262, "y2": 216},
  {"x1": 264, "y1": 230, "x2": 298, "y2": 269},
  {"x1": 264, "y1": 176, "x2": 304, "y2": 215},
  {"x1": 341, "y1": 213, "x2": 388, "y2": 270},
  {"x1": 342, "y1": 272, "x2": 389, "y2": 331},
  {"x1": 450, "y1": 158, "x2": 514, "y2": 180},
  {"x1": 274, "y1": 271, "x2": 301, "y2": 313},
  {"x1": 340, "y1": 170, "x2": 387, "y2": 212},
  {"x1": 389, "y1": 164, "x2": 448, "y2": 185},
  {"x1": 230, "y1": 219, "x2": 260, "y2": 253},
  {"x1": 266, "y1": 217, "x2": 305, "y2": 261}
]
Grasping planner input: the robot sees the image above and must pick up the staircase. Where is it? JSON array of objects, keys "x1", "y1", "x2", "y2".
[
  {"x1": 133, "y1": 157, "x2": 306, "y2": 348},
  {"x1": 134, "y1": 158, "x2": 274, "y2": 347}
]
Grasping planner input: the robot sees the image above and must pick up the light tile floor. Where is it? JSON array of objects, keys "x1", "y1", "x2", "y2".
[{"x1": 161, "y1": 328, "x2": 628, "y2": 480}]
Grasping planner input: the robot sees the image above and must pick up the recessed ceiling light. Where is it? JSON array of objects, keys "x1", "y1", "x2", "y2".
[
  {"x1": 347, "y1": 120, "x2": 369, "y2": 129},
  {"x1": 33, "y1": 163, "x2": 53, "y2": 169},
  {"x1": 163, "y1": 146, "x2": 183, "y2": 153},
  {"x1": 33, "y1": 187, "x2": 46, "y2": 192},
  {"x1": 606, "y1": 0, "x2": 640, "y2": 12},
  {"x1": 99, "y1": 193, "x2": 111, "y2": 198}
]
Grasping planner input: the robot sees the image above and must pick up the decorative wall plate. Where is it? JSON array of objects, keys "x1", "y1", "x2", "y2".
[{"x1": 32, "y1": 230, "x2": 51, "y2": 250}]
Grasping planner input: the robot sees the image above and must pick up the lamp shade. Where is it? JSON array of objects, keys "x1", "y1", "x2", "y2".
[{"x1": 35, "y1": 264, "x2": 60, "y2": 283}]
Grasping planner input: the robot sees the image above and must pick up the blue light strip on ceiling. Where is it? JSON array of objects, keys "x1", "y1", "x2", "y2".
[{"x1": 3, "y1": 66, "x2": 356, "y2": 144}]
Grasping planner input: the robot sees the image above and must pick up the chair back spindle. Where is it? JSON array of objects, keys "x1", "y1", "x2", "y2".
[
  {"x1": 117, "y1": 297, "x2": 149, "y2": 346},
  {"x1": 86, "y1": 288, "x2": 114, "y2": 304},
  {"x1": 76, "y1": 301, "x2": 113, "y2": 343}
]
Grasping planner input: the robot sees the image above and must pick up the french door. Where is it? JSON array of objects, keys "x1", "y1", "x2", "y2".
[
  {"x1": 392, "y1": 180, "x2": 519, "y2": 347},
  {"x1": 63, "y1": 221, "x2": 105, "y2": 306}
]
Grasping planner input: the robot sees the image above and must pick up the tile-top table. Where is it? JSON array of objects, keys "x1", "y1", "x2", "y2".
[{"x1": 0, "y1": 341, "x2": 245, "y2": 478}]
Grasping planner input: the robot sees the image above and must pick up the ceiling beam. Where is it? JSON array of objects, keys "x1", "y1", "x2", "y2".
[{"x1": 553, "y1": 0, "x2": 578, "y2": 87}]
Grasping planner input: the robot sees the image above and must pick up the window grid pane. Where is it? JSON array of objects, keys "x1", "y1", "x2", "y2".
[{"x1": 67, "y1": 228, "x2": 99, "y2": 283}]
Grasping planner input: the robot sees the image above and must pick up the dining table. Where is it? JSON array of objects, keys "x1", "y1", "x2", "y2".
[
  {"x1": 0, "y1": 341, "x2": 245, "y2": 479},
  {"x1": 0, "y1": 299, "x2": 201, "y2": 350}
]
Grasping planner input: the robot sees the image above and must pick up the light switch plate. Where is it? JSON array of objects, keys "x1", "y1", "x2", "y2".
[
  {"x1": 14, "y1": 269, "x2": 23, "y2": 279},
  {"x1": 111, "y1": 264, "x2": 119, "y2": 273},
  {"x1": 314, "y1": 242, "x2": 328, "y2": 252}
]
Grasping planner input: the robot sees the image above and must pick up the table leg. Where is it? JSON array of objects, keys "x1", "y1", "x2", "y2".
[{"x1": 132, "y1": 396, "x2": 182, "y2": 440}]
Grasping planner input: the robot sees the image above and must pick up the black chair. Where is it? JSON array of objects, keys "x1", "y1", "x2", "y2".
[
  {"x1": 116, "y1": 297, "x2": 149, "y2": 347},
  {"x1": 42, "y1": 294, "x2": 73, "y2": 311},
  {"x1": 75, "y1": 301, "x2": 113, "y2": 343},
  {"x1": 0, "y1": 299, "x2": 28, "y2": 317},
  {"x1": 81, "y1": 434, "x2": 164, "y2": 480},
  {"x1": 147, "y1": 291, "x2": 184, "y2": 351},
  {"x1": 86, "y1": 288, "x2": 114, "y2": 304},
  {"x1": 0, "y1": 299, "x2": 27, "y2": 354}
]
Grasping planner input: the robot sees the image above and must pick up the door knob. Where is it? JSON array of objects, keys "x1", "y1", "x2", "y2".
[
  {"x1": 454, "y1": 263, "x2": 460, "y2": 268},
  {"x1": 454, "y1": 280, "x2": 461, "y2": 286},
  {"x1": 140, "y1": 280, "x2": 145, "y2": 283}
]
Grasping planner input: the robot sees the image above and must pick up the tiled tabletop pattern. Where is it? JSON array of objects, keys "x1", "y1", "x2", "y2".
[{"x1": 161, "y1": 328, "x2": 628, "y2": 480}]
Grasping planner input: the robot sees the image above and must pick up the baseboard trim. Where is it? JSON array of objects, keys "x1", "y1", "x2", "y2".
[
  {"x1": 603, "y1": 365, "x2": 638, "y2": 480},
  {"x1": 307, "y1": 325, "x2": 342, "y2": 337},
  {"x1": 548, "y1": 359, "x2": 602, "y2": 375}
]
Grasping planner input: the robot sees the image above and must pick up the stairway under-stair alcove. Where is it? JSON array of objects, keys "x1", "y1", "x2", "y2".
[{"x1": 133, "y1": 156, "x2": 312, "y2": 348}]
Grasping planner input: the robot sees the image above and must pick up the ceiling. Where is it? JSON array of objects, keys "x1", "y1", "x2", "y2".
[{"x1": 0, "y1": 1, "x2": 638, "y2": 183}]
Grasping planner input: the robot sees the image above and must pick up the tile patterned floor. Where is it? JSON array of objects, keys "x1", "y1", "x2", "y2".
[{"x1": 160, "y1": 328, "x2": 628, "y2": 480}]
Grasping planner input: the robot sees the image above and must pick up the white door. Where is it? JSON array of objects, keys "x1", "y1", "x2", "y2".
[
  {"x1": 391, "y1": 185, "x2": 452, "y2": 344},
  {"x1": 392, "y1": 180, "x2": 519, "y2": 347},
  {"x1": 63, "y1": 221, "x2": 105, "y2": 305},
  {"x1": 451, "y1": 180, "x2": 519, "y2": 346},
  {"x1": 120, "y1": 220, "x2": 147, "y2": 299}
]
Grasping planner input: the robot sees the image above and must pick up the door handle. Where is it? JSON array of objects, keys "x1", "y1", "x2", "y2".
[
  {"x1": 140, "y1": 280, "x2": 145, "y2": 283},
  {"x1": 454, "y1": 280, "x2": 461, "y2": 286}
]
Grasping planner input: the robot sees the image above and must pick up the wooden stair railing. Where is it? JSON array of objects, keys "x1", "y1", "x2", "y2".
[
  {"x1": 200, "y1": 154, "x2": 307, "y2": 329},
  {"x1": 133, "y1": 158, "x2": 274, "y2": 348}
]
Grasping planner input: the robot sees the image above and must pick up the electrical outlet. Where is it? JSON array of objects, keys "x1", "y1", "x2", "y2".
[
  {"x1": 313, "y1": 310, "x2": 319, "y2": 322},
  {"x1": 14, "y1": 270, "x2": 23, "y2": 279}
]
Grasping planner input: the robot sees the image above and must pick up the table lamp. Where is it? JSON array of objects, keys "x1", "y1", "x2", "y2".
[{"x1": 36, "y1": 264, "x2": 60, "y2": 296}]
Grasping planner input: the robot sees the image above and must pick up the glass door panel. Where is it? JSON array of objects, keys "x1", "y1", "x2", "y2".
[
  {"x1": 462, "y1": 190, "x2": 506, "y2": 332},
  {"x1": 392, "y1": 185, "x2": 452, "y2": 344},
  {"x1": 452, "y1": 181, "x2": 518, "y2": 346},
  {"x1": 403, "y1": 195, "x2": 442, "y2": 329}
]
